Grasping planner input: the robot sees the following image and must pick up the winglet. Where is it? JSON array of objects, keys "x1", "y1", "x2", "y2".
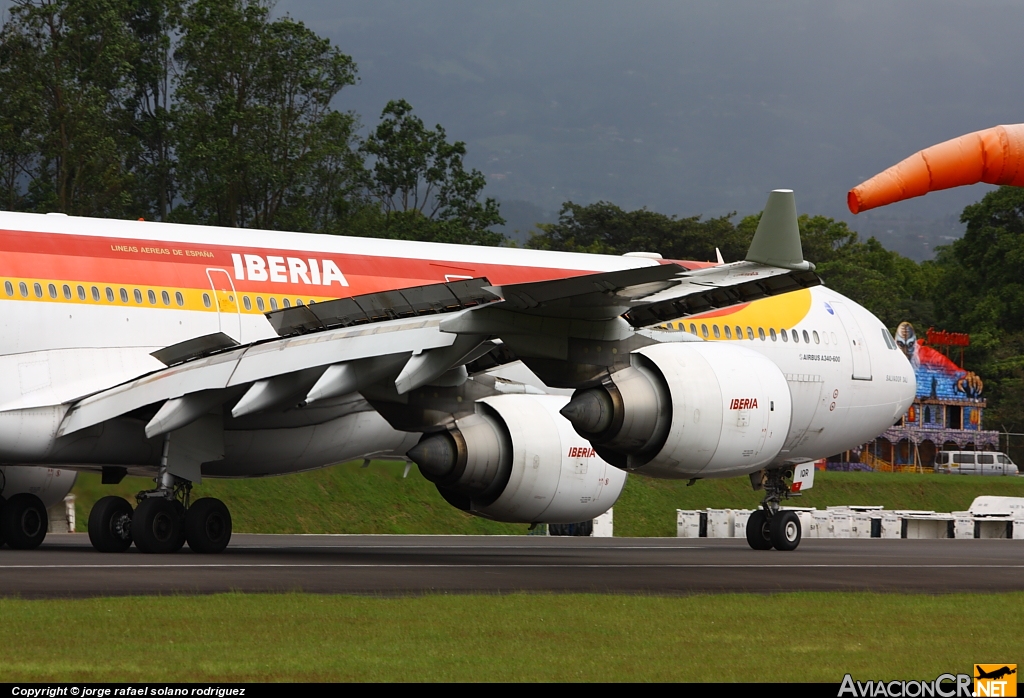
[{"x1": 744, "y1": 189, "x2": 814, "y2": 271}]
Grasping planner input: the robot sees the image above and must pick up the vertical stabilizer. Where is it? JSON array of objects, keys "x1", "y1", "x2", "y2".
[{"x1": 745, "y1": 189, "x2": 814, "y2": 271}]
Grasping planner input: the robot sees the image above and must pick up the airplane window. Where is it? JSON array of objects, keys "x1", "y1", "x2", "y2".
[
  {"x1": 713, "y1": 325, "x2": 720, "y2": 339},
  {"x1": 105, "y1": 287, "x2": 114, "y2": 302},
  {"x1": 119, "y1": 288, "x2": 128, "y2": 303},
  {"x1": 746, "y1": 327, "x2": 754, "y2": 340},
  {"x1": 822, "y1": 331, "x2": 829, "y2": 345},
  {"x1": 77, "y1": 286, "x2": 85, "y2": 300},
  {"x1": 63, "y1": 285, "x2": 71, "y2": 300},
  {"x1": 160, "y1": 290, "x2": 170, "y2": 305},
  {"x1": 758, "y1": 327, "x2": 765, "y2": 340},
  {"x1": 147, "y1": 289, "x2": 156, "y2": 304},
  {"x1": 309, "y1": 299, "x2": 315, "y2": 305},
  {"x1": 243, "y1": 296, "x2": 252, "y2": 311},
  {"x1": 283, "y1": 298, "x2": 291, "y2": 308},
  {"x1": 48, "y1": 284, "x2": 56, "y2": 299},
  {"x1": 803, "y1": 330, "x2": 810, "y2": 343},
  {"x1": 735, "y1": 325, "x2": 742, "y2": 339},
  {"x1": 257, "y1": 297, "x2": 265, "y2": 312},
  {"x1": 724, "y1": 326, "x2": 732, "y2": 339},
  {"x1": 296, "y1": 299, "x2": 303, "y2": 306},
  {"x1": 3, "y1": 281, "x2": 11, "y2": 296},
  {"x1": 701, "y1": 324, "x2": 708, "y2": 338},
  {"x1": 689, "y1": 323, "x2": 696, "y2": 335},
  {"x1": 769, "y1": 328, "x2": 777, "y2": 341},
  {"x1": 18, "y1": 282, "x2": 28, "y2": 297},
  {"x1": 269, "y1": 297, "x2": 278, "y2": 311},
  {"x1": 133, "y1": 289, "x2": 142, "y2": 303},
  {"x1": 33, "y1": 283, "x2": 42, "y2": 298},
  {"x1": 202, "y1": 293, "x2": 211, "y2": 308},
  {"x1": 780, "y1": 329, "x2": 788, "y2": 342},
  {"x1": 831, "y1": 332, "x2": 838, "y2": 344},
  {"x1": 792, "y1": 329, "x2": 799, "y2": 343},
  {"x1": 91, "y1": 286, "x2": 100, "y2": 301},
  {"x1": 175, "y1": 292, "x2": 184, "y2": 306}
]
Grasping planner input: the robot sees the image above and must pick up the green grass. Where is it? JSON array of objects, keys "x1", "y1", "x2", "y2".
[
  {"x1": 0, "y1": 592, "x2": 1017, "y2": 682},
  {"x1": 71, "y1": 464, "x2": 1024, "y2": 537}
]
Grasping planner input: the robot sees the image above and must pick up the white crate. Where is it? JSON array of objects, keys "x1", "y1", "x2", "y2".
[
  {"x1": 851, "y1": 513, "x2": 873, "y2": 539},
  {"x1": 831, "y1": 513, "x2": 852, "y2": 539},
  {"x1": 953, "y1": 515, "x2": 976, "y2": 539},
  {"x1": 592, "y1": 507, "x2": 613, "y2": 537},
  {"x1": 706, "y1": 508, "x2": 735, "y2": 538},
  {"x1": 1014, "y1": 519, "x2": 1024, "y2": 540},
  {"x1": 676, "y1": 510, "x2": 702, "y2": 538},
  {"x1": 975, "y1": 519, "x2": 1012, "y2": 539},
  {"x1": 811, "y1": 511, "x2": 832, "y2": 538},
  {"x1": 902, "y1": 516, "x2": 952, "y2": 539},
  {"x1": 733, "y1": 510, "x2": 753, "y2": 538},
  {"x1": 880, "y1": 513, "x2": 901, "y2": 539}
]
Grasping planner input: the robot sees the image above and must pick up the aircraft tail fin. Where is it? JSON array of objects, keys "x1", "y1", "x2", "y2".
[{"x1": 745, "y1": 189, "x2": 815, "y2": 272}]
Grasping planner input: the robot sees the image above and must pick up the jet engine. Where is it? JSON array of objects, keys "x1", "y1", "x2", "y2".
[
  {"x1": 0, "y1": 465, "x2": 77, "y2": 509},
  {"x1": 407, "y1": 394, "x2": 626, "y2": 523},
  {"x1": 560, "y1": 342, "x2": 792, "y2": 479}
]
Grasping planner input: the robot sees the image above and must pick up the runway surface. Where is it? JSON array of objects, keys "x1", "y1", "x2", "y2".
[{"x1": 2, "y1": 533, "x2": 1023, "y2": 598}]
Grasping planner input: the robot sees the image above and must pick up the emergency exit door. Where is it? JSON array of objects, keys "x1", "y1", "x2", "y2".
[{"x1": 206, "y1": 268, "x2": 242, "y2": 342}]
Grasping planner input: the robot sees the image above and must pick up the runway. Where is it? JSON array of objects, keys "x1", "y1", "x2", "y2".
[{"x1": 2, "y1": 533, "x2": 1023, "y2": 598}]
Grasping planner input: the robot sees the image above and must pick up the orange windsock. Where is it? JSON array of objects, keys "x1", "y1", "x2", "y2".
[{"x1": 848, "y1": 123, "x2": 1024, "y2": 214}]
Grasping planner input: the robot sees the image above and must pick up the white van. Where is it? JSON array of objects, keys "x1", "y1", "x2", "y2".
[{"x1": 934, "y1": 451, "x2": 1019, "y2": 476}]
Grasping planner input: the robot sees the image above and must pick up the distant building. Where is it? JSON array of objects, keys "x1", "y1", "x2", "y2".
[{"x1": 853, "y1": 323, "x2": 997, "y2": 471}]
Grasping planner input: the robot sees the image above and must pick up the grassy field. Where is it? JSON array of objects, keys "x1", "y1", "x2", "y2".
[
  {"x1": 0, "y1": 591, "x2": 1017, "y2": 682},
  {"x1": 70, "y1": 462, "x2": 1024, "y2": 537}
]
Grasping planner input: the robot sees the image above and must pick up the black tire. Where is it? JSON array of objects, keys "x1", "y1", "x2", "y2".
[
  {"x1": 132, "y1": 498, "x2": 183, "y2": 554},
  {"x1": 0, "y1": 495, "x2": 6, "y2": 548},
  {"x1": 1, "y1": 493, "x2": 48, "y2": 550},
  {"x1": 185, "y1": 498, "x2": 232, "y2": 554},
  {"x1": 746, "y1": 510, "x2": 773, "y2": 550},
  {"x1": 87, "y1": 496, "x2": 134, "y2": 553},
  {"x1": 770, "y1": 510, "x2": 802, "y2": 551}
]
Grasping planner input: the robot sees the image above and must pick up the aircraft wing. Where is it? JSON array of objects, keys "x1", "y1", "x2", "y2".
[{"x1": 58, "y1": 189, "x2": 817, "y2": 438}]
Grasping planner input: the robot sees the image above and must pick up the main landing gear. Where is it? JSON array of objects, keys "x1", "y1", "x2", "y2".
[
  {"x1": 88, "y1": 469, "x2": 232, "y2": 554},
  {"x1": 0, "y1": 492, "x2": 49, "y2": 550},
  {"x1": 745, "y1": 467, "x2": 802, "y2": 551}
]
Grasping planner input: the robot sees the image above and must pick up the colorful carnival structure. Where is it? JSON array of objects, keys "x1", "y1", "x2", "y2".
[{"x1": 835, "y1": 323, "x2": 998, "y2": 472}]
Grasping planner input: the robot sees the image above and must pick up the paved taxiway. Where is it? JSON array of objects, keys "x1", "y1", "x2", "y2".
[{"x1": 1, "y1": 534, "x2": 1022, "y2": 597}]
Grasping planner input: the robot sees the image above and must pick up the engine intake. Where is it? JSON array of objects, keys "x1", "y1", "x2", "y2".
[
  {"x1": 408, "y1": 394, "x2": 626, "y2": 523},
  {"x1": 561, "y1": 342, "x2": 792, "y2": 479}
]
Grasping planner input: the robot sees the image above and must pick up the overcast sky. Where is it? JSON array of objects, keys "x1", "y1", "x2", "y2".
[{"x1": 271, "y1": 0, "x2": 1023, "y2": 243}]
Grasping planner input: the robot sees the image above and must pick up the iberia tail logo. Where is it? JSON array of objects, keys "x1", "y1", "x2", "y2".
[{"x1": 975, "y1": 664, "x2": 1017, "y2": 697}]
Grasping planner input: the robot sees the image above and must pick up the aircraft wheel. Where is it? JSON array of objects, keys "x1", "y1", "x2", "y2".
[
  {"x1": 185, "y1": 498, "x2": 232, "y2": 554},
  {"x1": 0, "y1": 495, "x2": 6, "y2": 548},
  {"x1": 745, "y1": 510, "x2": 773, "y2": 550},
  {"x1": 770, "y1": 510, "x2": 802, "y2": 551},
  {"x1": 87, "y1": 496, "x2": 134, "y2": 553},
  {"x1": 132, "y1": 498, "x2": 183, "y2": 554},
  {"x1": 1, "y1": 493, "x2": 48, "y2": 550}
]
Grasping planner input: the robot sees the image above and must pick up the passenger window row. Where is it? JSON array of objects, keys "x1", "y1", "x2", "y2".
[
  {"x1": 663, "y1": 320, "x2": 840, "y2": 346},
  {"x1": 2, "y1": 279, "x2": 316, "y2": 314}
]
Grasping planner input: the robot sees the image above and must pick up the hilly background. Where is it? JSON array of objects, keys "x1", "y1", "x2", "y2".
[{"x1": 269, "y1": 0, "x2": 1024, "y2": 258}]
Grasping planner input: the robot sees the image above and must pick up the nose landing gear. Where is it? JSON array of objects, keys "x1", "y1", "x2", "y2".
[{"x1": 744, "y1": 467, "x2": 803, "y2": 551}]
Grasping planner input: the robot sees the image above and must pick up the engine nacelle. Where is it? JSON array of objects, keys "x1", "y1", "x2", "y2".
[
  {"x1": 407, "y1": 394, "x2": 626, "y2": 523},
  {"x1": 561, "y1": 342, "x2": 792, "y2": 479},
  {"x1": 0, "y1": 465, "x2": 77, "y2": 509}
]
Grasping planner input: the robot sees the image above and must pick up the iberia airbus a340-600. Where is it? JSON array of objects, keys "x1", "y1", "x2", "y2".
[{"x1": 0, "y1": 190, "x2": 914, "y2": 553}]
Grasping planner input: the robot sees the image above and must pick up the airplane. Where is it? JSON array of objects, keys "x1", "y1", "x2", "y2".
[
  {"x1": 976, "y1": 667, "x2": 1017, "y2": 681},
  {"x1": 0, "y1": 189, "x2": 915, "y2": 554}
]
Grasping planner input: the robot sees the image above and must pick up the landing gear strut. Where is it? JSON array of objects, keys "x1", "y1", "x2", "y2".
[{"x1": 744, "y1": 468, "x2": 802, "y2": 551}]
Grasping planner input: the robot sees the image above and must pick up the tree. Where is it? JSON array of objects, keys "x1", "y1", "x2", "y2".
[
  {"x1": 0, "y1": 0, "x2": 146, "y2": 216},
  {"x1": 526, "y1": 201, "x2": 746, "y2": 261},
  {"x1": 360, "y1": 99, "x2": 504, "y2": 245},
  {"x1": 171, "y1": 0, "x2": 360, "y2": 229}
]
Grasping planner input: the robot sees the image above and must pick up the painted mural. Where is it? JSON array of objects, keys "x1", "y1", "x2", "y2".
[{"x1": 895, "y1": 322, "x2": 983, "y2": 401}]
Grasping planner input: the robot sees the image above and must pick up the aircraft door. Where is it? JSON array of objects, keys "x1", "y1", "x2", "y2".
[
  {"x1": 206, "y1": 268, "x2": 242, "y2": 342},
  {"x1": 830, "y1": 301, "x2": 872, "y2": 381}
]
